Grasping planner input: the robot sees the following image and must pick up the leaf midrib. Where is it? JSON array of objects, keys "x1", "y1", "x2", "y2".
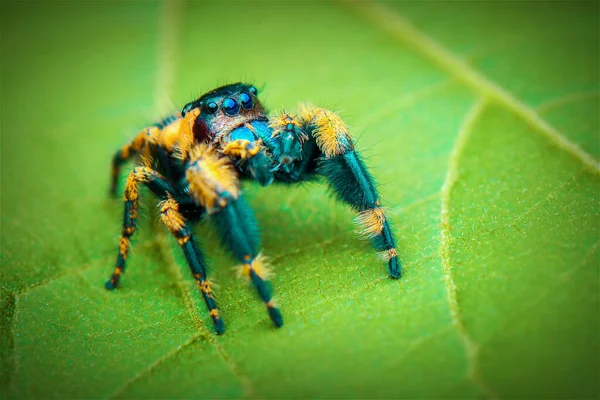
[{"x1": 343, "y1": 0, "x2": 600, "y2": 174}]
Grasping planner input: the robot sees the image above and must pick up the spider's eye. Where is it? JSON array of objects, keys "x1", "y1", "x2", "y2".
[
  {"x1": 222, "y1": 98, "x2": 240, "y2": 116},
  {"x1": 249, "y1": 86, "x2": 258, "y2": 96},
  {"x1": 207, "y1": 102, "x2": 218, "y2": 114},
  {"x1": 239, "y1": 93, "x2": 253, "y2": 110}
]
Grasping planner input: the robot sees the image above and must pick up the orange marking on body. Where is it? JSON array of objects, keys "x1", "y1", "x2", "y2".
[
  {"x1": 222, "y1": 139, "x2": 261, "y2": 159},
  {"x1": 200, "y1": 281, "x2": 212, "y2": 294},
  {"x1": 252, "y1": 254, "x2": 273, "y2": 280},
  {"x1": 299, "y1": 104, "x2": 353, "y2": 157},
  {"x1": 356, "y1": 207, "x2": 387, "y2": 238},
  {"x1": 146, "y1": 126, "x2": 160, "y2": 140},
  {"x1": 237, "y1": 264, "x2": 252, "y2": 279},
  {"x1": 118, "y1": 237, "x2": 130, "y2": 259},
  {"x1": 217, "y1": 198, "x2": 228, "y2": 208},
  {"x1": 125, "y1": 166, "x2": 159, "y2": 203},
  {"x1": 186, "y1": 144, "x2": 239, "y2": 210},
  {"x1": 378, "y1": 248, "x2": 398, "y2": 262},
  {"x1": 266, "y1": 300, "x2": 277, "y2": 309},
  {"x1": 133, "y1": 166, "x2": 157, "y2": 182},
  {"x1": 237, "y1": 254, "x2": 273, "y2": 280},
  {"x1": 124, "y1": 173, "x2": 140, "y2": 201},
  {"x1": 210, "y1": 309, "x2": 220, "y2": 318},
  {"x1": 121, "y1": 147, "x2": 131, "y2": 159},
  {"x1": 131, "y1": 132, "x2": 147, "y2": 152},
  {"x1": 140, "y1": 153, "x2": 154, "y2": 168},
  {"x1": 158, "y1": 119, "x2": 183, "y2": 151},
  {"x1": 159, "y1": 197, "x2": 187, "y2": 237},
  {"x1": 207, "y1": 278, "x2": 220, "y2": 290},
  {"x1": 174, "y1": 108, "x2": 199, "y2": 160},
  {"x1": 269, "y1": 112, "x2": 305, "y2": 139}
]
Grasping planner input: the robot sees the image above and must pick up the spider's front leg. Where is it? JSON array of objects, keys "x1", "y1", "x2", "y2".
[
  {"x1": 221, "y1": 128, "x2": 275, "y2": 186},
  {"x1": 282, "y1": 106, "x2": 402, "y2": 278},
  {"x1": 187, "y1": 145, "x2": 283, "y2": 328},
  {"x1": 106, "y1": 165, "x2": 225, "y2": 334}
]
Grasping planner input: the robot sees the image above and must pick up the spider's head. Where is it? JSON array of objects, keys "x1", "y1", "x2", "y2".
[{"x1": 181, "y1": 83, "x2": 269, "y2": 142}]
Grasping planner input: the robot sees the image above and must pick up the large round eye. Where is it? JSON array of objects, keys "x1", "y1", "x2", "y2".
[
  {"x1": 206, "y1": 102, "x2": 218, "y2": 114},
  {"x1": 222, "y1": 98, "x2": 240, "y2": 116},
  {"x1": 249, "y1": 86, "x2": 258, "y2": 96},
  {"x1": 239, "y1": 93, "x2": 253, "y2": 110}
]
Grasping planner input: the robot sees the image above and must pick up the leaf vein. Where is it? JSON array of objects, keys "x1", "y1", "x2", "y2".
[
  {"x1": 343, "y1": 0, "x2": 600, "y2": 174},
  {"x1": 487, "y1": 238, "x2": 599, "y2": 342},
  {"x1": 14, "y1": 238, "x2": 160, "y2": 296},
  {"x1": 479, "y1": 170, "x2": 585, "y2": 237},
  {"x1": 158, "y1": 229, "x2": 259, "y2": 398},
  {"x1": 440, "y1": 98, "x2": 500, "y2": 398},
  {"x1": 106, "y1": 334, "x2": 203, "y2": 400},
  {"x1": 3, "y1": 291, "x2": 20, "y2": 397},
  {"x1": 390, "y1": 191, "x2": 441, "y2": 215},
  {"x1": 358, "y1": 79, "x2": 453, "y2": 127},
  {"x1": 536, "y1": 90, "x2": 600, "y2": 113}
]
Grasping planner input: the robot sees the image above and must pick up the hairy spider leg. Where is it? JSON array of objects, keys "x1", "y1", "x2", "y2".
[
  {"x1": 269, "y1": 112, "x2": 317, "y2": 182},
  {"x1": 185, "y1": 144, "x2": 283, "y2": 327},
  {"x1": 110, "y1": 127, "x2": 160, "y2": 195},
  {"x1": 106, "y1": 163, "x2": 225, "y2": 334},
  {"x1": 106, "y1": 166, "x2": 175, "y2": 289},
  {"x1": 301, "y1": 106, "x2": 402, "y2": 278},
  {"x1": 160, "y1": 198, "x2": 225, "y2": 335},
  {"x1": 212, "y1": 196, "x2": 283, "y2": 328}
]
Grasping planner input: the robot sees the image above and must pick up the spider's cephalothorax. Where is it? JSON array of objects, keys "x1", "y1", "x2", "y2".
[{"x1": 108, "y1": 83, "x2": 401, "y2": 334}]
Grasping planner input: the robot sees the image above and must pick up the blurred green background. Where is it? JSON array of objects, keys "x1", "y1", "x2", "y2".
[{"x1": 1, "y1": 1, "x2": 598, "y2": 398}]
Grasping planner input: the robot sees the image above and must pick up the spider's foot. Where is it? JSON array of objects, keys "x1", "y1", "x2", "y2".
[
  {"x1": 267, "y1": 301, "x2": 284, "y2": 328},
  {"x1": 388, "y1": 255, "x2": 402, "y2": 279},
  {"x1": 380, "y1": 248, "x2": 401, "y2": 279},
  {"x1": 105, "y1": 279, "x2": 118, "y2": 290},
  {"x1": 105, "y1": 269, "x2": 122, "y2": 290},
  {"x1": 213, "y1": 316, "x2": 226, "y2": 335}
]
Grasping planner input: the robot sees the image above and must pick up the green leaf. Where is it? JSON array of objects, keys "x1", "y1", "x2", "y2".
[{"x1": 1, "y1": 1, "x2": 598, "y2": 398}]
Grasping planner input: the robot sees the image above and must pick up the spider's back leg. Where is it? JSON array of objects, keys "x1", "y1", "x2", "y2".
[
  {"x1": 300, "y1": 105, "x2": 401, "y2": 278},
  {"x1": 106, "y1": 167, "x2": 175, "y2": 289},
  {"x1": 160, "y1": 197, "x2": 225, "y2": 334}
]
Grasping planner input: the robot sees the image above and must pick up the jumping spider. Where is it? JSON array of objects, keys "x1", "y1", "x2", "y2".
[{"x1": 107, "y1": 83, "x2": 401, "y2": 334}]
